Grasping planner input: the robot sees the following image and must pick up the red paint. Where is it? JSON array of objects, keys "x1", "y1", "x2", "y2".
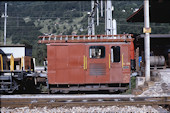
[
  {"x1": 130, "y1": 41, "x2": 135, "y2": 60},
  {"x1": 47, "y1": 42, "x2": 132, "y2": 85}
]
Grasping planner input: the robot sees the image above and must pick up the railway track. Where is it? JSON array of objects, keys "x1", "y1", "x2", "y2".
[{"x1": 1, "y1": 94, "x2": 170, "y2": 108}]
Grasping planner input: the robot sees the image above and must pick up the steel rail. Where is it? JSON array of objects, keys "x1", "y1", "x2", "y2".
[{"x1": 1, "y1": 95, "x2": 170, "y2": 108}]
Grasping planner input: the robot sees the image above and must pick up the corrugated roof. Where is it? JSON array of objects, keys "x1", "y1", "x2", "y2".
[
  {"x1": 127, "y1": 0, "x2": 170, "y2": 23},
  {"x1": 0, "y1": 44, "x2": 25, "y2": 47}
]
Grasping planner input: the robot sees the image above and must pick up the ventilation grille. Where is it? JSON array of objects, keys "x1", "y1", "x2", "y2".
[{"x1": 89, "y1": 63, "x2": 106, "y2": 75}]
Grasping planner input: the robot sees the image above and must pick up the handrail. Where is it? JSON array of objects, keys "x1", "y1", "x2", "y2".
[
  {"x1": 86, "y1": 56, "x2": 87, "y2": 70},
  {"x1": 10, "y1": 54, "x2": 14, "y2": 71},
  {"x1": 84, "y1": 56, "x2": 86, "y2": 70},
  {"x1": 109, "y1": 54, "x2": 111, "y2": 69},
  {"x1": 0, "y1": 54, "x2": 3, "y2": 71},
  {"x1": 122, "y1": 54, "x2": 124, "y2": 68}
]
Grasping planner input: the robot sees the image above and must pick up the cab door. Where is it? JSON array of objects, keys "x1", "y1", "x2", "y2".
[
  {"x1": 68, "y1": 44, "x2": 86, "y2": 84},
  {"x1": 47, "y1": 45, "x2": 69, "y2": 84},
  {"x1": 110, "y1": 45, "x2": 122, "y2": 83},
  {"x1": 121, "y1": 44, "x2": 131, "y2": 83},
  {"x1": 85, "y1": 45, "x2": 109, "y2": 83},
  {"x1": 109, "y1": 44, "x2": 131, "y2": 83}
]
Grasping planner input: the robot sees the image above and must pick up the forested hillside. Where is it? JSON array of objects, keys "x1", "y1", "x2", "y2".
[{"x1": 0, "y1": 1, "x2": 170, "y2": 65}]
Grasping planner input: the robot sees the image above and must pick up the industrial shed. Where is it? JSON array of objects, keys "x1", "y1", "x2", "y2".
[{"x1": 0, "y1": 44, "x2": 33, "y2": 70}]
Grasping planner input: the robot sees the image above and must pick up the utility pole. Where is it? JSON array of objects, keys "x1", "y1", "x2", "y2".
[
  {"x1": 88, "y1": 0, "x2": 98, "y2": 35},
  {"x1": 105, "y1": 0, "x2": 113, "y2": 35},
  {"x1": 88, "y1": 12, "x2": 91, "y2": 35},
  {"x1": 88, "y1": 0, "x2": 117, "y2": 36},
  {"x1": 144, "y1": 0, "x2": 151, "y2": 81},
  {"x1": 96, "y1": 0, "x2": 99, "y2": 26},
  {"x1": 112, "y1": 6, "x2": 117, "y2": 37},
  {"x1": 1, "y1": 3, "x2": 8, "y2": 45},
  {"x1": 101, "y1": 0, "x2": 103, "y2": 17},
  {"x1": 112, "y1": 19, "x2": 117, "y2": 37},
  {"x1": 91, "y1": 0, "x2": 95, "y2": 35},
  {"x1": 79, "y1": 1, "x2": 81, "y2": 17}
]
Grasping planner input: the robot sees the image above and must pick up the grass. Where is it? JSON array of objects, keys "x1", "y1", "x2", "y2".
[{"x1": 123, "y1": 76, "x2": 136, "y2": 94}]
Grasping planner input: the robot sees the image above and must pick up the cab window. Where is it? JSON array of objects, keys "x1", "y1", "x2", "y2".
[
  {"x1": 111, "y1": 46, "x2": 120, "y2": 62},
  {"x1": 89, "y1": 46, "x2": 105, "y2": 59}
]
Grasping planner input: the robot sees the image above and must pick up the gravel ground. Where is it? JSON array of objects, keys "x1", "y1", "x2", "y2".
[
  {"x1": 1, "y1": 105, "x2": 166, "y2": 113},
  {"x1": 140, "y1": 69, "x2": 170, "y2": 96},
  {"x1": 1, "y1": 69, "x2": 170, "y2": 113}
]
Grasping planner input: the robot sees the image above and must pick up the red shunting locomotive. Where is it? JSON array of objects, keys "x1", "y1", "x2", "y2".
[{"x1": 38, "y1": 34, "x2": 135, "y2": 93}]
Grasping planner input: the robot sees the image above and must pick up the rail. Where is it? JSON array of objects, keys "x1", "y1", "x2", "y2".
[{"x1": 1, "y1": 94, "x2": 170, "y2": 108}]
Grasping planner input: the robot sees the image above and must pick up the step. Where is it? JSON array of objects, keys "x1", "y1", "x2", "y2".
[
  {"x1": 132, "y1": 89, "x2": 143, "y2": 95},
  {"x1": 138, "y1": 85, "x2": 148, "y2": 92},
  {"x1": 144, "y1": 81, "x2": 155, "y2": 87}
]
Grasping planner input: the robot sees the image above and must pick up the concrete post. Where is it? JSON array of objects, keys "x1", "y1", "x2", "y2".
[
  {"x1": 101, "y1": 0, "x2": 103, "y2": 17},
  {"x1": 3, "y1": 3, "x2": 8, "y2": 45},
  {"x1": 105, "y1": 0, "x2": 113, "y2": 35},
  {"x1": 97, "y1": 0, "x2": 99, "y2": 26},
  {"x1": 87, "y1": 12, "x2": 91, "y2": 35},
  {"x1": 91, "y1": 0, "x2": 95, "y2": 35},
  {"x1": 136, "y1": 47, "x2": 139, "y2": 72},
  {"x1": 112, "y1": 19, "x2": 117, "y2": 35},
  {"x1": 144, "y1": 0, "x2": 150, "y2": 81}
]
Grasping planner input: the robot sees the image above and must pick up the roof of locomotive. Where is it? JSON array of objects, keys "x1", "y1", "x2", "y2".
[{"x1": 38, "y1": 34, "x2": 134, "y2": 44}]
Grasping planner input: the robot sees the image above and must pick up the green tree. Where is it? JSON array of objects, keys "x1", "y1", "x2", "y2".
[{"x1": 52, "y1": 28, "x2": 57, "y2": 33}]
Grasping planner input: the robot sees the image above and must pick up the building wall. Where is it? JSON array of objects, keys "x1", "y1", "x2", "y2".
[
  {"x1": 0, "y1": 47, "x2": 25, "y2": 58},
  {"x1": 25, "y1": 48, "x2": 32, "y2": 56}
]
